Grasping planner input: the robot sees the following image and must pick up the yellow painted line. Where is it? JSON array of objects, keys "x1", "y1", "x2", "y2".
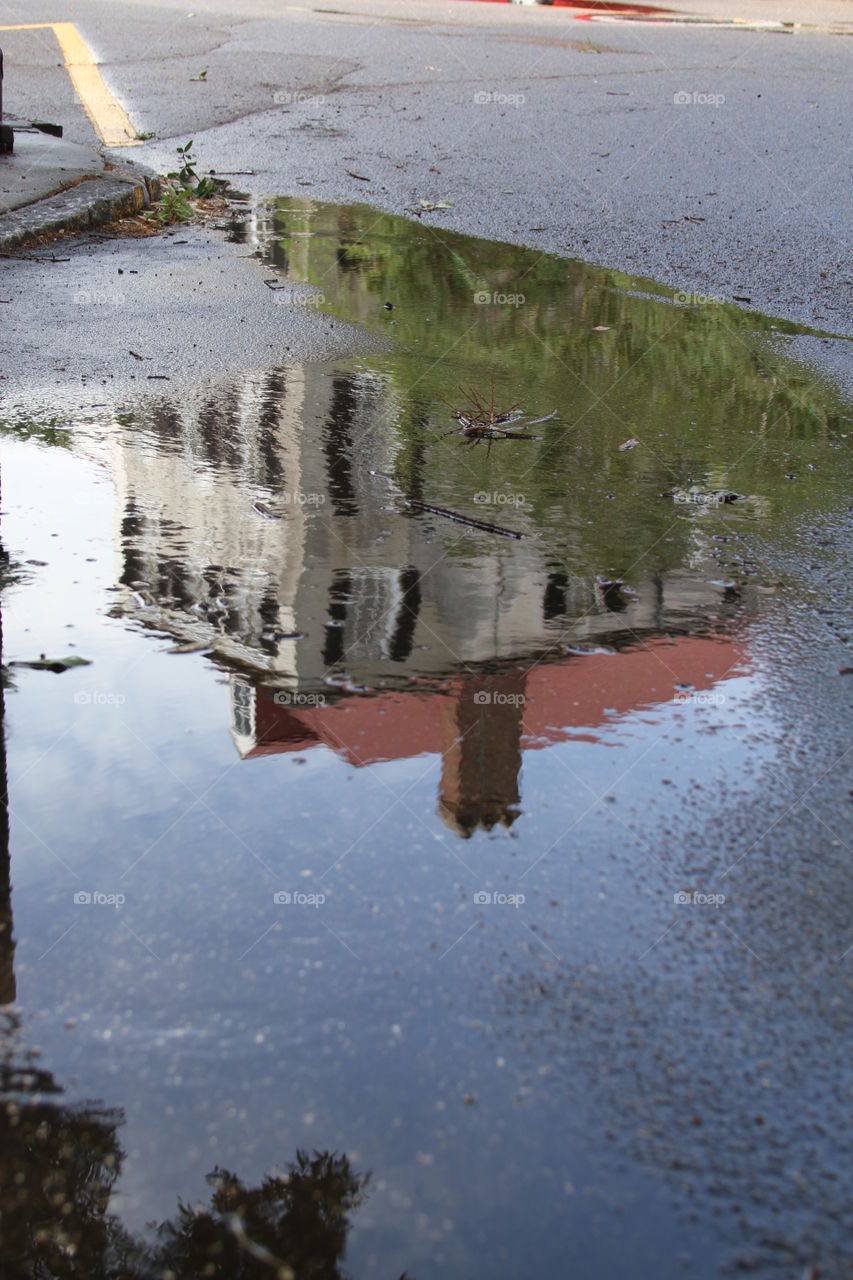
[{"x1": 0, "y1": 21, "x2": 141, "y2": 147}]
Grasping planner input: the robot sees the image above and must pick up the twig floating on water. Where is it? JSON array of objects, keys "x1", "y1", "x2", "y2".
[
  {"x1": 405, "y1": 498, "x2": 523, "y2": 539},
  {"x1": 370, "y1": 471, "x2": 523, "y2": 538}
]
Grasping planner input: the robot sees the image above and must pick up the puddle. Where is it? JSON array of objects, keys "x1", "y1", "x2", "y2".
[{"x1": 1, "y1": 201, "x2": 852, "y2": 1278}]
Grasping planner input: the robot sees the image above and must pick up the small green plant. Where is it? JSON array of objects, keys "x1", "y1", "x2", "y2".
[
  {"x1": 170, "y1": 139, "x2": 198, "y2": 186},
  {"x1": 168, "y1": 140, "x2": 218, "y2": 198},
  {"x1": 155, "y1": 187, "x2": 193, "y2": 225}
]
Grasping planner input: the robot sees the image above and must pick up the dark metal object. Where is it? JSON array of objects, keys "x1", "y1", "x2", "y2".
[
  {"x1": 0, "y1": 50, "x2": 14, "y2": 155},
  {"x1": 29, "y1": 122, "x2": 64, "y2": 139}
]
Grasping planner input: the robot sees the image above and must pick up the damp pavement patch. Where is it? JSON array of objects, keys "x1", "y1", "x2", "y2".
[{"x1": 0, "y1": 127, "x2": 159, "y2": 250}]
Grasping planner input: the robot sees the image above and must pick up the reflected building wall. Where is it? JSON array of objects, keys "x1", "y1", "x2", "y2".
[{"x1": 105, "y1": 365, "x2": 744, "y2": 698}]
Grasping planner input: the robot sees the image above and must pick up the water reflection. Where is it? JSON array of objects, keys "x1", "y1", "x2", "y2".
[
  {"x1": 98, "y1": 342, "x2": 776, "y2": 839},
  {"x1": 96, "y1": 200, "x2": 849, "y2": 718},
  {"x1": 2, "y1": 202, "x2": 852, "y2": 1280},
  {"x1": 0, "y1": 1021, "x2": 375, "y2": 1280},
  {"x1": 0, "y1": 465, "x2": 14, "y2": 1008},
  {"x1": 229, "y1": 629, "x2": 747, "y2": 836},
  {"x1": 107, "y1": 361, "x2": 762, "y2": 681}
]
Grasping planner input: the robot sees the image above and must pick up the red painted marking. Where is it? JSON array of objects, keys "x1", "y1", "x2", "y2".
[{"x1": 460, "y1": 0, "x2": 670, "y2": 14}]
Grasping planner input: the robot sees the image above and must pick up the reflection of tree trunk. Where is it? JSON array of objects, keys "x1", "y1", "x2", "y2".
[
  {"x1": 438, "y1": 674, "x2": 525, "y2": 838},
  {"x1": 0, "y1": 462, "x2": 15, "y2": 1006}
]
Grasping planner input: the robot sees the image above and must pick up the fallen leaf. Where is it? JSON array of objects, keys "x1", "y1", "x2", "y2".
[
  {"x1": 419, "y1": 199, "x2": 454, "y2": 211},
  {"x1": 190, "y1": 69, "x2": 207, "y2": 81}
]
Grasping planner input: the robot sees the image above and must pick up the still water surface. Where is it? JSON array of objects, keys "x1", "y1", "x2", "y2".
[{"x1": 1, "y1": 201, "x2": 851, "y2": 1277}]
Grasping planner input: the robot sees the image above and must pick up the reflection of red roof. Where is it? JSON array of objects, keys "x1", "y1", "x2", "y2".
[{"x1": 243, "y1": 635, "x2": 749, "y2": 765}]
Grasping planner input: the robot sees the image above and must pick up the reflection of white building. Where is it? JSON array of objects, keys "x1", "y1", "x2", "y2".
[{"x1": 102, "y1": 363, "x2": 750, "y2": 694}]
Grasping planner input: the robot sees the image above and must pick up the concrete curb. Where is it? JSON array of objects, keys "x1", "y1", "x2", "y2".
[{"x1": 0, "y1": 165, "x2": 161, "y2": 251}]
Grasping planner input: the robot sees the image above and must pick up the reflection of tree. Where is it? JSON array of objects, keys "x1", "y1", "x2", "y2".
[
  {"x1": 0, "y1": 1014, "x2": 379, "y2": 1280},
  {"x1": 262, "y1": 197, "x2": 852, "y2": 582},
  {"x1": 0, "y1": 1014, "x2": 128, "y2": 1279},
  {"x1": 153, "y1": 1151, "x2": 369, "y2": 1280}
]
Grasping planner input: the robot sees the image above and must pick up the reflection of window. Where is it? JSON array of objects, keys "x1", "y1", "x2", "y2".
[
  {"x1": 343, "y1": 567, "x2": 404, "y2": 660},
  {"x1": 230, "y1": 679, "x2": 255, "y2": 742}
]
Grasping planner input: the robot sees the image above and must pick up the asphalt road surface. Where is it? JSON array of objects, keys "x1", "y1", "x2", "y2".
[{"x1": 2, "y1": 0, "x2": 852, "y2": 338}]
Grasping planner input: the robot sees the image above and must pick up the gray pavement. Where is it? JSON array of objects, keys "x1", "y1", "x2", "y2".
[
  {"x1": 1, "y1": 0, "x2": 851, "y2": 342},
  {"x1": 0, "y1": 126, "x2": 157, "y2": 248}
]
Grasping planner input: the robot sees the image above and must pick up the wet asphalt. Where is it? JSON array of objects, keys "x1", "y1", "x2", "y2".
[
  {"x1": 1, "y1": 2, "x2": 852, "y2": 1275},
  {"x1": 5, "y1": 0, "x2": 852, "y2": 342}
]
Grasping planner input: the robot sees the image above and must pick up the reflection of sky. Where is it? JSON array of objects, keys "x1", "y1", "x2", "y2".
[{"x1": 0, "y1": 437, "x2": 780, "y2": 1277}]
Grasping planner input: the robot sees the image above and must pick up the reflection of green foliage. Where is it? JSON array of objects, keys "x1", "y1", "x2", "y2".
[
  {"x1": 155, "y1": 1152, "x2": 369, "y2": 1279},
  {"x1": 260, "y1": 197, "x2": 853, "y2": 580},
  {"x1": 0, "y1": 1018, "x2": 380, "y2": 1280},
  {"x1": 0, "y1": 1025, "x2": 128, "y2": 1279},
  {"x1": 0, "y1": 416, "x2": 71, "y2": 448}
]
